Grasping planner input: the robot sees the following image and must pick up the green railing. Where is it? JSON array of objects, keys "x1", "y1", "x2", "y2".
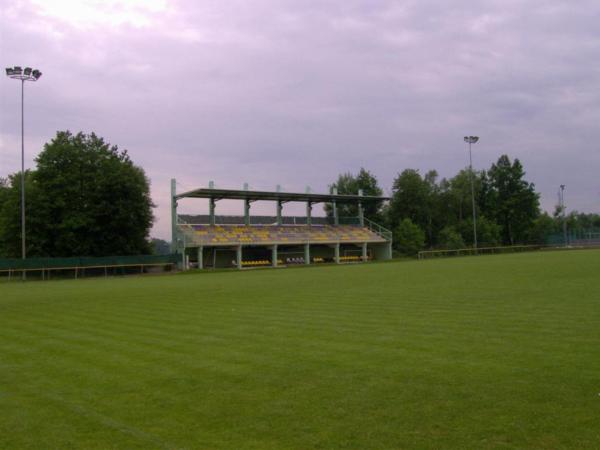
[
  {"x1": 337, "y1": 216, "x2": 361, "y2": 225},
  {"x1": 364, "y1": 217, "x2": 393, "y2": 241},
  {"x1": 180, "y1": 215, "x2": 365, "y2": 226}
]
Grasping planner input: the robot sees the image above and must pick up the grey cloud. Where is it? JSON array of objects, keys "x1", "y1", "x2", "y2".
[{"x1": 1, "y1": 0, "x2": 598, "y2": 240}]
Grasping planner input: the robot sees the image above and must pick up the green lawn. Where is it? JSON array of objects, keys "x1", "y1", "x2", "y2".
[{"x1": 1, "y1": 250, "x2": 599, "y2": 449}]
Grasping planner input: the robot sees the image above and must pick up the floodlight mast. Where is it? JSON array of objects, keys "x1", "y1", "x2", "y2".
[
  {"x1": 463, "y1": 136, "x2": 479, "y2": 250},
  {"x1": 560, "y1": 185, "x2": 567, "y2": 246},
  {"x1": 5, "y1": 66, "x2": 42, "y2": 279}
]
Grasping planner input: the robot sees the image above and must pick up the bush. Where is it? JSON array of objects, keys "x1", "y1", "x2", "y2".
[
  {"x1": 458, "y1": 216, "x2": 501, "y2": 247},
  {"x1": 438, "y1": 226, "x2": 465, "y2": 249},
  {"x1": 394, "y1": 219, "x2": 425, "y2": 256}
]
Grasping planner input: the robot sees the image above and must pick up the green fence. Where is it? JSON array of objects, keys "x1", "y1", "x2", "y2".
[
  {"x1": 546, "y1": 229, "x2": 600, "y2": 246},
  {"x1": 0, "y1": 254, "x2": 179, "y2": 271}
]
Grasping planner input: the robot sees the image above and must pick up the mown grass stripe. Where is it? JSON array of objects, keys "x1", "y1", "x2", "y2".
[{"x1": 1, "y1": 250, "x2": 599, "y2": 449}]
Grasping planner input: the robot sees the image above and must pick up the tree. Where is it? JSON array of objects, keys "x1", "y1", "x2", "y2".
[
  {"x1": 151, "y1": 238, "x2": 171, "y2": 255},
  {"x1": 388, "y1": 169, "x2": 440, "y2": 245},
  {"x1": 456, "y1": 216, "x2": 501, "y2": 247},
  {"x1": 565, "y1": 212, "x2": 600, "y2": 233},
  {"x1": 325, "y1": 168, "x2": 384, "y2": 221},
  {"x1": 487, "y1": 155, "x2": 540, "y2": 245},
  {"x1": 436, "y1": 169, "x2": 503, "y2": 248},
  {"x1": 0, "y1": 131, "x2": 154, "y2": 257},
  {"x1": 438, "y1": 226, "x2": 465, "y2": 250},
  {"x1": 394, "y1": 218, "x2": 425, "y2": 256},
  {"x1": 441, "y1": 170, "x2": 472, "y2": 224},
  {"x1": 440, "y1": 169, "x2": 488, "y2": 224},
  {"x1": 0, "y1": 171, "x2": 38, "y2": 257},
  {"x1": 526, "y1": 212, "x2": 557, "y2": 244},
  {"x1": 0, "y1": 177, "x2": 9, "y2": 233}
]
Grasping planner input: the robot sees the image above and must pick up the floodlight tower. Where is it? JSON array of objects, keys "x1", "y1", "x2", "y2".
[
  {"x1": 464, "y1": 136, "x2": 479, "y2": 250},
  {"x1": 5, "y1": 66, "x2": 42, "y2": 273},
  {"x1": 559, "y1": 184, "x2": 567, "y2": 246}
]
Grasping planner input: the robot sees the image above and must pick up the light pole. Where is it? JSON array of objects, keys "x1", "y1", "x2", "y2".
[
  {"x1": 5, "y1": 66, "x2": 42, "y2": 272},
  {"x1": 464, "y1": 136, "x2": 479, "y2": 250},
  {"x1": 559, "y1": 184, "x2": 567, "y2": 247}
]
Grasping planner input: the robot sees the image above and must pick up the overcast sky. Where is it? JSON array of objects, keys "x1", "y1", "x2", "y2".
[{"x1": 1, "y1": 0, "x2": 599, "y2": 239}]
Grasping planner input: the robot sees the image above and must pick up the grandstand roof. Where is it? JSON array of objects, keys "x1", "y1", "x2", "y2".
[{"x1": 175, "y1": 187, "x2": 390, "y2": 203}]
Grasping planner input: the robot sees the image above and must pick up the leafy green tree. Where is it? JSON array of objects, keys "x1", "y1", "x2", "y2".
[
  {"x1": 457, "y1": 216, "x2": 501, "y2": 247},
  {"x1": 389, "y1": 169, "x2": 427, "y2": 227},
  {"x1": 438, "y1": 169, "x2": 498, "y2": 235},
  {"x1": 394, "y1": 218, "x2": 425, "y2": 256},
  {"x1": 565, "y1": 212, "x2": 600, "y2": 233},
  {"x1": 151, "y1": 238, "x2": 171, "y2": 255},
  {"x1": 0, "y1": 172, "x2": 40, "y2": 257},
  {"x1": 388, "y1": 169, "x2": 441, "y2": 245},
  {"x1": 487, "y1": 155, "x2": 540, "y2": 245},
  {"x1": 0, "y1": 177, "x2": 9, "y2": 238},
  {"x1": 0, "y1": 131, "x2": 154, "y2": 257},
  {"x1": 441, "y1": 169, "x2": 474, "y2": 224},
  {"x1": 325, "y1": 168, "x2": 384, "y2": 221},
  {"x1": 438, "y1": 226, "x2": 465, "y2": 250},
  {"x1": 526, "y1": 212, "x2": 558, "y2": 244}
]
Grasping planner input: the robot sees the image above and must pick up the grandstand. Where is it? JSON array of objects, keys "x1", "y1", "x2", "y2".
[{"x1": 171, "y1": 180, "x2": 392, "y2": 269}]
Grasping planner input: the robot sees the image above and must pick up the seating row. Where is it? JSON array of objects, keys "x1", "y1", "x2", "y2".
[{"x1": 182, "y1": 224, "x2": 386, "y2": 245}]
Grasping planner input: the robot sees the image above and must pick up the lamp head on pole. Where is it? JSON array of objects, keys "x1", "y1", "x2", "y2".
[
  {"x1": 5, "y1": 66, "x2": 42, "y2": 81},
  {"x1": 464, "y1": 136, "x2": 479, "y2": 144}
]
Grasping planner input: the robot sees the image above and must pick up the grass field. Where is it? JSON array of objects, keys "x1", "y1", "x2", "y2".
[{"x1": 1, "y1": 250, "x2": 599, "y2": 449}]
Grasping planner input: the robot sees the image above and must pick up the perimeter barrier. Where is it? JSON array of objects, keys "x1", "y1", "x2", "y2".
[
  {"x1": 418, "y1": 245, "x2": 544, "y2": 260},
  {"x1": 0, "y1": 254, "x2": 179, "y2": 281}
]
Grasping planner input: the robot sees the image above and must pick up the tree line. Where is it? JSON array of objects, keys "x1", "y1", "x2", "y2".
[
  {"x1": 1, "y1": 131, "x2": 597, "y2": 258},
  {"x1": 328, "y1": 159, "x2": 599, "y2": 255}
]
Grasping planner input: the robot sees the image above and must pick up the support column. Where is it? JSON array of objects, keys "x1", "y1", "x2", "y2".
[
  {"x1": 244, "y1": 183, "x2": 250, "y2": 226},
  {"x1": 332, "y1": 187, "x2": 339, "y2": 225},
  {"x1": 237, "y1": 245, "x2": 242, "y2": 270},
  {"x1": 209, "y1": 198, "x2": 216, "y2": 226},
  {"x1": 244, "y1": 199, "x2": 251, "y2": 225},
  {"x1": 305, "y1": 186, "x2": 312, "y2": 226},
  {"x1": 358, "y1": 189, "x2": 364, "y2": 226},
  {"x1": 277, "y1": 201, "x2": 283, "y2": 225},
  {"x1": 334, "y1": 243, "x2": 340, "y2": 264},
  {"x1": 373, "y1": 242, "x2": 393, "y2": 261},
  {"x1": 209, "y1": 181, "x2": 216, "y2": 226},
  {"x1": 171, "y1": 179, "x2": 177, "y2": 252},
  {"x1": 304, "y1": 243, "x2": 310, "y2": 265},
  {"x1": 276, "y1": 185, "x2": 283, "y2": 225},
  {"x1": 362, "y1": 242, "x2": 368, "y2": 262},
  {"x1": 272, "y1": 245, "x2": 278, "y2": 267},
  {"x1": 197, "y1": 246, "x2": 203, "y2": 269}
]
